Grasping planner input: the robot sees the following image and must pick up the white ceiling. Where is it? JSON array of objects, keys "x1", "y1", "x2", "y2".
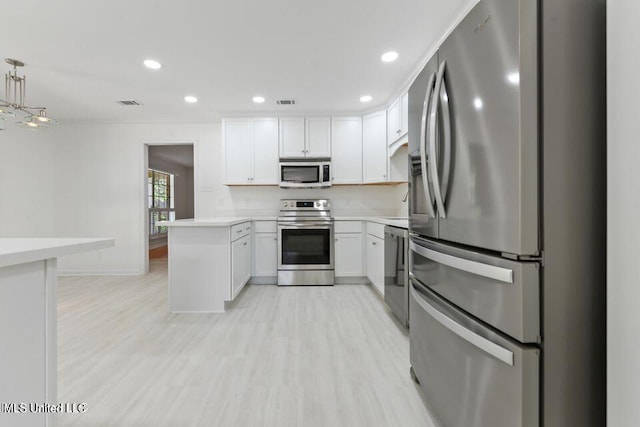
[{"x1": 3, "y1": 0, "x2": 471, "y2": 123}]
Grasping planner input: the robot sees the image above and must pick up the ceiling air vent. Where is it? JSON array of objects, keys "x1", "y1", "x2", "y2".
[
  {"x1": 276, "y1": 99, "x2": 296, "y2": 105},
  {"x1": 116, "y1": 100, "x2": 143, "y2": 106}
]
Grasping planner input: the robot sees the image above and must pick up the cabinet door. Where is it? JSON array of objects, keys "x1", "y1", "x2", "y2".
[
  {"x1": 387, "y1": 98, "x2": 402, "y2": 144},
  {"x1": 331, "y1": 116, "x2": 362, "y2": 184},
  {"x1": 231, "y1": 235, "x2": 251, "y2": 299},
  {"x1": 223, "y1": 119, "x2": 252, "y2": 184},
  {"x1": 335, "y1": 233, "x2": 363, "y2": 277},
  {"x1": 305, "y1": 117, "x2": 331, "y2": 158},
  {"x1": 363, "y1": 110, "x2": 388, "y2": 183},
  {"x1": 279, "y1": 117, "x2": 306, "y2": 158},
  {"x1": 366, "y1": 234, "x2": 384, "y2": 295},
  {"x1": 252, "y1": 118, "x2": 279, "y2": 184},
  {"x1": 254, "y1": 233, "x2": 277, "y2": 277},
  {"x1": 401, "y1": 92, "x2": 409, "y2": 136}
]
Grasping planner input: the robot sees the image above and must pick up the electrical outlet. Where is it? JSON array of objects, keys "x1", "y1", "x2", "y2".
[{"x1": 200, "y1": 186, "x2": 214, "y2": 192}]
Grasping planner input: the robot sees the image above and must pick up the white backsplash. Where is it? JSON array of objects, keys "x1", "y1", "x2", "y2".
[{"x1": 212, "y1": 184, "x2": 407, "y2": 217}]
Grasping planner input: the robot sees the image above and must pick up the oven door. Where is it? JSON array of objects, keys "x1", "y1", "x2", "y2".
[{"x1": 278, "y1": 222, "x2": 334, "y2": 270}]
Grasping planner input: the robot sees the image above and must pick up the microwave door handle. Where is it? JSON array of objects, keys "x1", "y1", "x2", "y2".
[
  {"x1": 420, "y1": 71, "x2": 437, "y2": 219},
  {"x1": 410, "y1": 283, "x2": 514, "y2": 365},
  {"x1": 429, "y1": 60, "x2": 447, "y2": 219}
]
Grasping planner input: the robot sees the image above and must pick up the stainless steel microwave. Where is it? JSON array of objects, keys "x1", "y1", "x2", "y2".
[{"x1": 279, "y1": 161, "x2": 331, "y2": 188}]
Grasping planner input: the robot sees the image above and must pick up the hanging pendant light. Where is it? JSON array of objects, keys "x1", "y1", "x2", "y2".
[{"x1": 0, "y1": 58, "x2": 58, "y2": 129}]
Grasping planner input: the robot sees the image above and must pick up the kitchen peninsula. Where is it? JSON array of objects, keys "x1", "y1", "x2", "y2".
[
  {"x1": 161, "y1": 216, "x2": 408, "y2": 313},
  {"x1": 0, "y1": 237, "x2": 114, "y2": 427}
]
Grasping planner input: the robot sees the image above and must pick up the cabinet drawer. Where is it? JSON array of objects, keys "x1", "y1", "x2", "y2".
[
  {"x1": 334, "y1": 221, "x2": 362, "y2": 234},
  {"x1": 231, "y1": 222, "x2": 252, "y2": 241},
  {"x1": 254, "y1": 220, "x2": 277, "y2": 233},
  {"x1": 367, "y1": 221, "x2": 385, "y2": 239}
]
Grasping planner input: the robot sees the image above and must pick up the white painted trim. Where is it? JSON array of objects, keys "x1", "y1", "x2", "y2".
[
  {"x1": 44, "y1": 258, "x2": 57, "y2": 427},
  {"x1": 57, "y1": 269, "x2": 141, "y2": 276},
  {"x1": 141, "y1": 139, "x2": 198, "y2": 275}
]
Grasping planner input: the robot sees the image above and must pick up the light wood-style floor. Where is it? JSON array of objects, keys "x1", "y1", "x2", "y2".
[{"x1": 57, "y1": 261, "x2": 437, "y2": 427}]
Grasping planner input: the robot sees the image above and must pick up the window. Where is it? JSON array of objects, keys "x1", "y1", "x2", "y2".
[{"x1": 148, "y1": 169, "x2": 175, "y2": 238}]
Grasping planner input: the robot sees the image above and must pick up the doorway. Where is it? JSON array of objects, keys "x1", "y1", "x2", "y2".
[{"x1": 145, "y1": 144, "x2": 195, "y2": 269}]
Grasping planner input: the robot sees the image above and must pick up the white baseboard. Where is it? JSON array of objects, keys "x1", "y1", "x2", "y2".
[
  {"x1": 57, "y1": 269, "x2": 142, "y2": 276},
  {"x1": 250, "y1": 276, "x2": 277, "y2": 285},
  {"x1": 335, "y1": 276, "x2": 369, "y2": 284}
]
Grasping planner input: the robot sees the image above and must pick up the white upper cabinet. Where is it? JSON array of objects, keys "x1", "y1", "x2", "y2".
[
  {"x1": 387, "y1": 98, "x2": 402, "y2": 143},
  {"x1": 401, "y1": 92, "x2": 409, "y2": 137},
  {"x1": 387, "y1": 92, "x2": 409, "y2": 156},
  {"x1": 252, "y1": 118, "x2": 279, "y2": 184},
  {"x1": 331, "y1": 116, "x2": 362, "y2": 184},
  {"x1": 223, "y1": 118, "x2": 278, "y2": 185},
  {"x1": 305, "y1": 117, "x2": 331, "y2": 158},
  {"x1": 223, "y1": 119, "x2": 253, "y2": 184},
  {"x1": 279, "y1": 117, "x2": 306, "y2": 158},
  {"x1": 279, "y1": 117, "x2": 331, "y2": 158},
  {"x1": 362, "y1": 110, "x2": 388, "y2": 183}
]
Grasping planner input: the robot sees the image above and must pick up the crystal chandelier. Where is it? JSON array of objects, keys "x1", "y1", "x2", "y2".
[{"x1": 0, "y1": 58, "x2": 58, "y2": 129}]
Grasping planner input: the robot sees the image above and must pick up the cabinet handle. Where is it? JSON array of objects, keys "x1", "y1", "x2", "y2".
[
  {"x1": 372, "y1": 241, "x2": 377, "y2": 245},
  {"x1": 397, "y1": 129, "x2": 402, "y2": 134},
  {"x1": 243, "y1": 242, "x2": 247, "y2": 246},
  {"x1": 237, "y1": 230, "x2": 243, "y2": 234}
]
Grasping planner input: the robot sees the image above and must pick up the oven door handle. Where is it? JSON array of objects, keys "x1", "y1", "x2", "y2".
[{"x1": 278, "y1": 223, "x2": 334, "y2": 229}]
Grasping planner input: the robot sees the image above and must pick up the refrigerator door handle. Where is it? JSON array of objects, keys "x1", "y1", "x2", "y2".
[
  {"x1": 410, "y1": 282, "x2": 514, "y2": 366},
  {"x1": 429, "y1": 60, "x2": 449, "y2": 219},
  {"x1": 439, "y1": 65, "x2": 452, "y2": 213},
  {"x1": 420, "y1": 71, "x2": 437, "y2": 219},
  {"x1": 410, "y1": 241, "x2": 514, "y2": 283}
]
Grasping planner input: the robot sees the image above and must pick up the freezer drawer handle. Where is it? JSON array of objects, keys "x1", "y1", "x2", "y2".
[
  {"x1": 410, "y1": 241, "x2": 514, "y2": 283},
  {"x1": 410, "y1": 284, "x2": 514, "y2": 366}
]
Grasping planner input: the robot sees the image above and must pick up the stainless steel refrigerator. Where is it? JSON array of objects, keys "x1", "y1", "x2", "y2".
[{"x1": 407, "y1": 0, "x2": 606, "y2": 426}]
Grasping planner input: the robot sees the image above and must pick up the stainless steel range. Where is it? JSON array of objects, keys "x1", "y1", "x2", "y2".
[{"x1": 277, "y1": 199, "x2": 334, "y2": 286}]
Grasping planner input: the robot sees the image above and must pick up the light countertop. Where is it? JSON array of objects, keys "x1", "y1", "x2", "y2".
[
  {"x1": 160, "y1": 217, "x2": 408, "y2": 229},
  {"x1": 158, "y1": 218, "x2": 254, "y2": 227},
  {"x1": 0, "y1": 237, "x2": 115, "y2": 268}
]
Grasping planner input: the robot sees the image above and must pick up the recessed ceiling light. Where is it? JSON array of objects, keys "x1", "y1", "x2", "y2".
[
  {"x1": 360, "y1": 95, "x2": 372, "y2": 103},
  {"x1": 381, "y1": 51, "x2": 399, "y2": 63},
  {"x1": 184, "y1": 95, "x2": 198, "y2": 103},
  {"x1": 252, "y1": 96, "x2": 265, "y2": 104},
  {"x1": 143, "y1": 59, "x2": 162, "y2": 70}
]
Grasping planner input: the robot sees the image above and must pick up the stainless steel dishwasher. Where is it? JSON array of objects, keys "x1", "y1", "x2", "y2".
[{"x1": 384, "y1": 225, "x2": 409, "y2": 327}]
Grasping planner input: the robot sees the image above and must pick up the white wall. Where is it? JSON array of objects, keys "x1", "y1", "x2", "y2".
[
  {"x1": 0, "y1": 127, "x2": 55, "y2": 237},
  {"x1": 608, "y1": 1, "x2": 640, "y2": 425},
  {"x1": 0, "y1": 121, "x2": 403, "y2": 274}
]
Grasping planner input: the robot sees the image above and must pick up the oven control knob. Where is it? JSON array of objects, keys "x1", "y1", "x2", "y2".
[
  {"x1": 315, "y1": 201, "x2": 320, "y2": 207},
  {"x1": 322, "y1": 201, "x2": 327, "y2": 207}
]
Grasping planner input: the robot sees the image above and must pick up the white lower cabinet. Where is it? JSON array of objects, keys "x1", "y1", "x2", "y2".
[
  {"x1": 231, "y1": 234, "x2": 251, "y2": 299},
  {"x1": 335, "y1": 233, "x2": 363, "y2": 277},
  {"x1": 366, "y1": 233, "x2": 384, "y2": 296},
  {"x1": 254, "y1": 232, "x2": 278, "y2": 277}
]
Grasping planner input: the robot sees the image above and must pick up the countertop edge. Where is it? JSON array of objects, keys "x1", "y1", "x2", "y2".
[{"x1": 0, "y1": 238, "x2": 115, "y2": 269}]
